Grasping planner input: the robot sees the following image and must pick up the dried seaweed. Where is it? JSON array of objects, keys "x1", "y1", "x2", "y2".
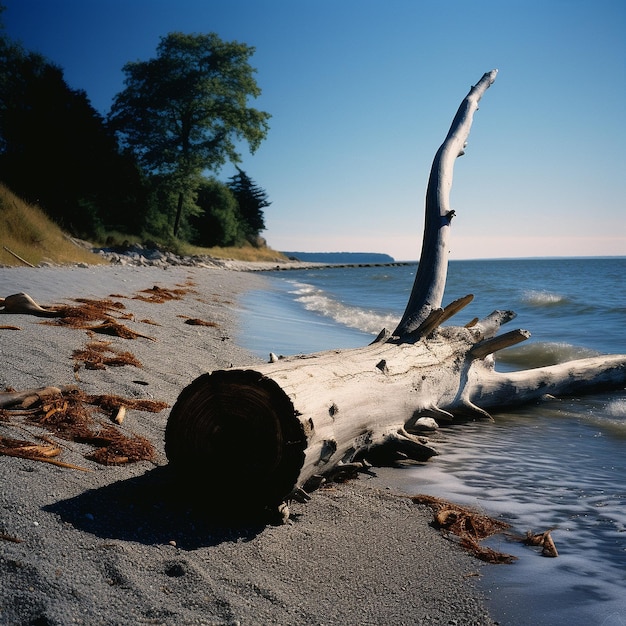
[
  {"x1": 412, "y1": 494, "x2": 516, "y2": 564},
  {"x1": 41, "y1": 297, "x2": 155, "y2": 340},
  {"x1": 85, "y1": 320, "x2": 155, "y2": 340},
  {"x1": 85, "y1": 424, "x2": 155, "y2": 465},
  {"x1": 54, "y1": 298, "x2": 127, "y2": 325},
  {"x1": 84, "y1": 393, "x2": 169, "y2": 414},
  {"x1": 1, "y1": 279, "x2": 198, "y2": 470},
  {"x1": 140, "y1": 318, "x2": 161, "y2": 326},
  {"x1": 73, "y1": 341, "x2": 142, "y2": 373},
  {"x1": 0, "y1": 386, "x2": 164, "y2": 468},
  {"x1": 133, "y1": 285, "x2": 189, "y2": 303},
  {"x1": 518, "y1": 528, "x2": 559, "y2": 557},
  {"x1": 179, "y1": 315, "x2": 219, "y2": 327}
]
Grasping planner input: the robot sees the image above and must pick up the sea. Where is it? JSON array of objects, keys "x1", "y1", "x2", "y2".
[{"x1": 237, "y1": 257, "x2": 626, "y2": 626}]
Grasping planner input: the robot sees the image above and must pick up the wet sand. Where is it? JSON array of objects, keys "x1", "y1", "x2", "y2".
[{"x1": 0, "y1": 264, "x2": 495, "y2": 625}]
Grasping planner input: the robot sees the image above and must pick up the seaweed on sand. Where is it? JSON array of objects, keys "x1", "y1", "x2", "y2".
[
  {"x1": 0, "y1": 386, "x2": 166, "y2": 468},
  {"x1": 412, "y1": 494, "x2": 516, "y2": 564}
]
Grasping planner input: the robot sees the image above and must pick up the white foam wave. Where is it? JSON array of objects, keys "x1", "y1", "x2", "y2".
[
  {"x1": 606, "y1": 399, "x2": 626, "y2": 418},
  {"x1": 289, "y1": 281, "x2": 399, "y2": 334},
  {"x1": 522, "y1": 289, "x2": 567, "y2": 306}
]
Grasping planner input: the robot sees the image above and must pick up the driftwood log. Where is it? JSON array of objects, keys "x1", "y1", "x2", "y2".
[{"x1": 165, "y1": 70, "x2": 626, "y2": 511}]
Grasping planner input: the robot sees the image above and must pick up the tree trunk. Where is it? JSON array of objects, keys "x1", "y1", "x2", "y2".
[
  {"x1": 165, "y1": 70, "x2": 626, "y2": 511},
  {"x1": 173, "y1": 191, "x2": 184, "y2": 237}
]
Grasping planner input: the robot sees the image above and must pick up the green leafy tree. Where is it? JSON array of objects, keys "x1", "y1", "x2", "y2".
[
  {"x1": 108, "y1": 32, "x2": 270, "y2": 238},
  {"x1": 227, "y1": 167, "x2": 270, "y2": 244},
  {"x1": 190, "y1": 177, "x2": 243, "y2": 247}
]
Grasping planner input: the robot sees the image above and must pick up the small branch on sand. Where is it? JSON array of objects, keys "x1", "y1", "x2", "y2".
[{"x1": 2, "y1": 246, "x2": 35, "y2": 267}]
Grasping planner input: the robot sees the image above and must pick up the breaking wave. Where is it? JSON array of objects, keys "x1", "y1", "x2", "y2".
[
  {"x1": 606, "y1": 398, "x2": 626, "y2": 418},
  {"x1": 521, "y1": 289, "x2": 569, "y2": 307},
  {"x1": 289, "y1": 281, "x2": 399, "y2": 335},
  {"x1": 496, "y1": 341, "x2": 599, "y2": 368}
]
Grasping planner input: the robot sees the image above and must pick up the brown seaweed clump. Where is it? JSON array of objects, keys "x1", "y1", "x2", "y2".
[
  {"x1": 133, "y1": 285, "x2": 190, "y2": 303},
  {"x1": 55, "y1": 297, "x2": 127, "y2": 325},
  {"x1": 43, "y1": 297, "x2": 155, "y2": 340},
  {"x1": 412, "y1": 494, "x2": 516, "y2": 564},
  {"x1": 72, "y1": 341, "x2": 142, "y2": 374},
  {"x1": 0, "y1": 386, "x2": 166, "y2": 468},
  {"x1": 179, "y1": 315, "x2": 219, "y2": 327},
  {"x1": 85, "y1": 424, "x2": 156, "y2": 465}
]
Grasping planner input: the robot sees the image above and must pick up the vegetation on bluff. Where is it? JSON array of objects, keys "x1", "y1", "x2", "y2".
[{"x1": 0, "y1": 7, "x2": 273, "y2": 255}]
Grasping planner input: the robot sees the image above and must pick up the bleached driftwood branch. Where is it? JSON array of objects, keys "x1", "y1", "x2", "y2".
[{"x1": 394, "y1": 69, "x2": 497, "y2": 337}]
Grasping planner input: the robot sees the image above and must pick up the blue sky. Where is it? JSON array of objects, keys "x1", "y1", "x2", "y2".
[{"x1": 3, "y1": 0, "x2": 625, "y2": 260}]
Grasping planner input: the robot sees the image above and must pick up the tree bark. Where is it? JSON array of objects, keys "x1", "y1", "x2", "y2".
[
  {"x1": 173, "y1": 191, "x2": 184, "y2": 238},
  {"x1": 165, "y1": 70, "x2": 626, "y2": 511}
]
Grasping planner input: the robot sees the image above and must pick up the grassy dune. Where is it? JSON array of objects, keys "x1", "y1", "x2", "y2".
[
  {"x1": 0, "y1": 184, "x2": 104, "y2": 267},
  {"x1": 0, "y1": 183, "x2": 287, "y2": 266}
]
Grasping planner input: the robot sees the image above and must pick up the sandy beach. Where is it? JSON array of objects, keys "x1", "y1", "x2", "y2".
[{"x1": 1, "y1": 264, "x2": 495, "y2": 625}]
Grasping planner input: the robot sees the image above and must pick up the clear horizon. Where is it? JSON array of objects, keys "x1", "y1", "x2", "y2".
[
  {"x1": 3, "y1": 0, "x2": 625, "y2": 260},
  {"x1": 280, "y1": 251, "x2": 626, "y2": 263}
]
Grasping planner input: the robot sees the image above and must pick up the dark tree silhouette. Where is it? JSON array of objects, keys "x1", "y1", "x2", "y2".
[
  {"x1": 0, "y1": 33, "x2": 147, "y2": 237},
  {"x1": 190, "y1": 178, "x2": 243, "y2": 247},
  {"x1": 227, "y1": 167, "x2": 270, "y2": 243}
]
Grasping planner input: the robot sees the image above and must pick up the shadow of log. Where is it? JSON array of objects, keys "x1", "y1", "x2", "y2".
[{"x1": 43, "y1": 466, "x2": 272, "y2": 550}]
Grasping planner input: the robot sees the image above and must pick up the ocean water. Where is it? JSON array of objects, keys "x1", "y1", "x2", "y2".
[{"x1": 238, "y1": 257, "x2": 626, "y2": 625}]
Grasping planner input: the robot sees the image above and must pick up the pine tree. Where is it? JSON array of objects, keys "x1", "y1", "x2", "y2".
[{"x1": 227, "y1": 167, "x2": 270, "y2": 243}]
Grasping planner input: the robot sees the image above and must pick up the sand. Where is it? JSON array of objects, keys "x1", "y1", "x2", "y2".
[{"x1": 0, "y1": 264, "x2": 495, "y2": 625}]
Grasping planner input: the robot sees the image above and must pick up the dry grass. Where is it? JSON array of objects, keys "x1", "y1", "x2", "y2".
[
  {"x1": 183, "y1": 241, "x2": 288, "y2": 262},
  {"x1": 0, "y1": 184, "x2": 105, "y2": 267},
  {"x1": 1, "y1": 183, "x2": 287, "y2": 266}
]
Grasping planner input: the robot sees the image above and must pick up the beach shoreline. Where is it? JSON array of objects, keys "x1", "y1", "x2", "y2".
[{"x1": 1, "y1": 264, "x2": 495, "y2": 625}]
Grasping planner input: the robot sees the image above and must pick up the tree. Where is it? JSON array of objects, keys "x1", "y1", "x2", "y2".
[
  {"x1": 190, "y1": 177, "x2": 243, "y2": 247},
  {"x1": 108, "y1": 32, "x2": 271, "y2": 238},
  {"x1": 227, "y1": 167, "x2": 270, "y2": 244},
  {"x1": 0, "y1": 29, "x2": 148, "y2": 237}
]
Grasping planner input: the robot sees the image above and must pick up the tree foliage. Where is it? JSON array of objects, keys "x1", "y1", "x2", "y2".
[
  {"x1": 190, "y1": 178, "x2": 242, "y2": 247},
  {"x1": 227, "y1": 167, "x2": 270, "y2": 242},
  {"x1": 108, "y1": 32, "x2": 271, "y2": 237},
  {"x1": 0, "y1": 11, "x2": 272, "y2": 249},
  {"x1": 0, "y1": 29, "x2": 147, "y2": 237}
]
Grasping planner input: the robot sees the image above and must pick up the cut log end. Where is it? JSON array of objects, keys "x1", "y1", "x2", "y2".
[{"x1": 165, "y1": 369, "x2": 307, "y2": 508}]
